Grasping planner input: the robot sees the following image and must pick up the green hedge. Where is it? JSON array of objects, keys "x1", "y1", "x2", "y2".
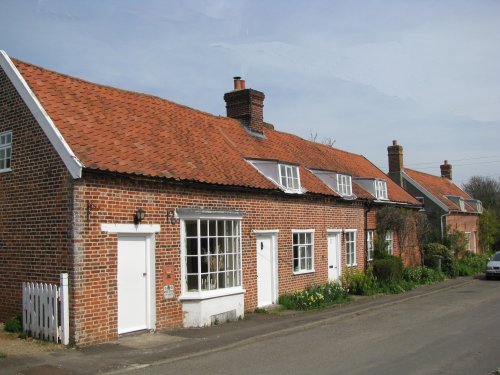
[
  {"x1": 341, "y1": 268, "x2": 375, "y2": 295},
  {"x1": 423, "y1": 243, "x2": 457, "y2": 277},
  {"x1": 372, "y1": 255, "x2": 403, "y2": 282}
]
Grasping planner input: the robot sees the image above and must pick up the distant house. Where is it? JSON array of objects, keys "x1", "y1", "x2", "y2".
[
  {"x1": 387, "y1": 140, "x2": 482, "y2": 253},
  {"x1": 0, "y1": 50, "x2": 420, "y2": 346}
]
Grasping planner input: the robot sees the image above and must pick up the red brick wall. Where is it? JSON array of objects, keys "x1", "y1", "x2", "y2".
[
  {"x1": 0, "y1": 66, "x2": 73, "y2": 321},
  {"x1": 446, "y1": 213, "x2": 481, "y2": 253},
  {"x1": 71, "y1": 172, "x2": 370, "y2": 345}
]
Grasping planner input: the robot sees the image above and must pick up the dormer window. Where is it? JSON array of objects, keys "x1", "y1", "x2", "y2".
[
  {"x1": 0, "y1": 131, "x2": 12, "y2": 172},
  {"x1": 279, "y1": 164, "x2": 301, "y2": 192},
  {"x1": 246, "y1": 159, "x2": 303, "y2": 194},
  {"x1": 459, "y1": 199, "x2": 465, "y2": 212},
  {"x1": 309, "y1": 169, "x2": 356, "y2": 199},
  {"x1": 374, "y1": 179, "x2": 388, "y2": 200},
  {"x1": 337, "y1": 174, "x2": 352, "y2": 196}
]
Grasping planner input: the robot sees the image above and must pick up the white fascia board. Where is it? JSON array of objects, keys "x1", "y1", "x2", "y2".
[
  {"x1": 0, "y1": 50, "x2": 83, "y2": 179},
  {"x1": 402, "y1": 172, "x2": 449, "y2": 212}
]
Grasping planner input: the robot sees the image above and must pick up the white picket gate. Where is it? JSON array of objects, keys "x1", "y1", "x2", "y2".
[{"x1": 22, "y1": 273, "x2": 69, "y2": 345}]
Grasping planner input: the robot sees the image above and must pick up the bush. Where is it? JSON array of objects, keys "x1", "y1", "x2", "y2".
[
  {"x1": 372, "y1": 256, "x2": 403, "y2": 283},
  {"x1": 423, "y1": 243, "x2": 457, "y2": 277},
  {"x1": 456, "y1": 251, "x2": 490, "y2": 276},
  {"x1": 278, "y1": 282, "x2": 349, "y2": 310},
  {"x1": 4, "y1": 315, "x2": 22, "y2": 333},
  {"x1": 341, "y1": 267, "x2": 375, "y2": 295},
  {"x1": 403, "y1": 266, "x2": 446, "y2": 284}
]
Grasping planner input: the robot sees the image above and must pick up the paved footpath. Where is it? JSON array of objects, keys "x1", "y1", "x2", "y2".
[{"x1": 0, "y1": 277, "x2": 484, "y2": 375}]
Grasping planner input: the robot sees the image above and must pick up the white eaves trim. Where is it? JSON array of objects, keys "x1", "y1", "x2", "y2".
[
  {"x1": 402, "y1": 171, "x2": 449, "y2": 211},
  {"x1": 0, "y1": 50, "x2": 83, "y2": 179}
]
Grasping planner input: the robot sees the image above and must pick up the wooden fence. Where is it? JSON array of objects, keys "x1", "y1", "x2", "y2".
[{"x1": 22, "y1": 273, "x2": 69, "y2": 345}]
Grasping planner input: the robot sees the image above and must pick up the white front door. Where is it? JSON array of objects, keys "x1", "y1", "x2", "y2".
[
  {"x1": 256, "y1": 234, "x2": 277, "y2": 307},
  {"x1": 118, "y1": 235, "x2": 150, "y2": 334},
  {"x1": 328, "y1": 232, "x2": 341, "y2": 282}
]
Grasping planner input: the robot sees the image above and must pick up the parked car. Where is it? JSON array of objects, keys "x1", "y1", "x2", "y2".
[{"x1": 485, "y1": 252, "x2": 500, "y2": 280}]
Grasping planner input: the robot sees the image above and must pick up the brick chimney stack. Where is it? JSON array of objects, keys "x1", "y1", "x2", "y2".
[
  {"x1": 224, "y1": 77, "x2": 265, "y2": 134},
  {"x1": 387, "y1": 140, "x2": 404, "y2": 186},
  {"x1": 440, "y1": 160, "x2": 452, "y2": 180}
]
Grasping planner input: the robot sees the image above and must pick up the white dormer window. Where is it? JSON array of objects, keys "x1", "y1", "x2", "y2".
[
  {"x1": 246, "y1": 159, "x2": 304, "y2": 194},
  {"x1": 374, "y1": 179, "x2": 388, "y2": 200},
  {"x1": 337, "y1": 174, "x2": 352, "y2": 196},
  {"x1": 309, "y1": 169, "x2": 356, "y2": 199},
  {"x1": 477, "y1": 201, "x2": 483, "y2": 213},
  {"x1": 279, "y1": 164, "x2": 301, "y2": 192},
  {"x1": 0, "y1": 130, "x2": 12, "y2": 172},
  {"x1": 459, "y1": 199, "x2": 465, "y2": 212}
]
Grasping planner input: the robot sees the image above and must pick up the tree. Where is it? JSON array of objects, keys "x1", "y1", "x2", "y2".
[
  {"x1": 462, "y1": 176, "x2": 500, "y2": 213},
  {"x1": 463, "y1": 176, "x2": 500, "y2": 252},
  {"x1": 479, "y1": 209, "x2": 500, "y2": 252},
  {"x1": 308, "y1": 131, "x2": 336, "y2": 148}
]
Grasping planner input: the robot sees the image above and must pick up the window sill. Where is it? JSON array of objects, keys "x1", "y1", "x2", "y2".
[
  {"x1": 179, "y1": 287, "x2": 245, "y2": 301},
  {"x1": 293, "y1": 269, "x2": 315, "y2": 275},
  {"x1": 346, "y1": 264, "x2": 357, "y2": 268},
  {"x1": 0, "y1": 168, "x2": 12, "y2": 173}
]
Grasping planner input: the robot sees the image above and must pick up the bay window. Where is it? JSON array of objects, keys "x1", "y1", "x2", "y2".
[{"x1": 184, "y1": 219, "x2": 242, "y2": 293}]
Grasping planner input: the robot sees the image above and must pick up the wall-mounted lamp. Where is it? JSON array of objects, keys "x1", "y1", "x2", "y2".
[
  {"x1": 134, "y1": 208, "x2": 146, "y2": 225},
  {"x1": 167, "y1": 209, "x2": 179, "y2": 225}
]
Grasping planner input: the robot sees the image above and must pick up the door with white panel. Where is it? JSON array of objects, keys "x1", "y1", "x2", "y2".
[
  {"x1": 256, "y1": 234, "x2": 277, "y2": 307},
  {"x1": 327, "y1": 232, "x2": 341, "y2": 282},
  {"x1": 117, "y1": 235, "x2": 150, "y2": 334}
]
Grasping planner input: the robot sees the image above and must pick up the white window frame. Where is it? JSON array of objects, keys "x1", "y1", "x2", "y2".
[
  {"x1": 180, "y1": 216, "x2": 243, "y2": 298},
  {"x1": 385, "y1": 230, "x2": 394, "y2": 255},
  {"x1": 0, "y1": 130, "x2": 12, "y2": 173},
  {"x1": 374, "y1": 179, "x2": 388, "y2": 200},
  {"x1": 366, "y1": 230, "x2": 374, "y2": 262},
  {"x1": 292, "y1": 229, "x2": 314, "y2": 274},
  {"x1": 459, "y1": 199, "x2": 465, "y2": 212},
  {"x1": 279, "y1": 164, "x2": 301, "y2": 193},
  {"x1": 345, "y1": 229, "x2": 357, "y2": 267},
  {"x1": 337, "y1": 174, "x2": 352, "y2": 196}
]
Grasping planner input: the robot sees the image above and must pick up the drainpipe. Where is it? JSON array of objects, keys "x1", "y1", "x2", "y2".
[
  {"x1": 440, "y1": 212, "x2": 450, "y2": 241},
  {"x1": 364, "y1": 201, "x2": 373, "y2": 270}
]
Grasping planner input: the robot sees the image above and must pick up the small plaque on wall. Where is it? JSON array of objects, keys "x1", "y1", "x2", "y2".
[{"x1": 164, "y1": 285, "x2": 174, "y2": 299}]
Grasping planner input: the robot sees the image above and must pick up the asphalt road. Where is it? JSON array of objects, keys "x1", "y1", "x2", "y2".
[{"x1": 128, "y1": 279, "x2": 500, "y2": 375}]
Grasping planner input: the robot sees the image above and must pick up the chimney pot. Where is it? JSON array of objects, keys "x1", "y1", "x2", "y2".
[
  {"x1": 392, "y1": 140, "x2": 397, "y2": 146},
  {"x1": 233, "y1": 76, "x2": 245, "y2": 90}
]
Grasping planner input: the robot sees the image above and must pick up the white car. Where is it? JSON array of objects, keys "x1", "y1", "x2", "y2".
[{"x1": 485, "y1": 252, "x2": 500, "y2": 280}]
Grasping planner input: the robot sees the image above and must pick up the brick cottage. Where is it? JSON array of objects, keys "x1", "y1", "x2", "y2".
[
  {"x1": 0, "y1": 51, "x2": 420, "y2": 346},
  {"x1": 387, "y1": 140, "x2": 482, "y2": 252}
]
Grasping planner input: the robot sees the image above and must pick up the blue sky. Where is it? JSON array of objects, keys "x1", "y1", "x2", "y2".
[{"x1": 1, "y1": 0, "x2": 499, "y2": 185}]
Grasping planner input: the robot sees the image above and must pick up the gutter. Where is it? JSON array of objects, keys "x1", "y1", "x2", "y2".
[{"x1": 364, "y1": 201, "x2": 373, "y2": 270}]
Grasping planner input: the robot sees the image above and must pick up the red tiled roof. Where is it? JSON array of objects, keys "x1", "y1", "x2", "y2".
[
  {"x1": 404, "y1": 168, "x2": 475, "y2": 211},
  {"x1": 12, "y1": 58, "x2": 418, "y2": 205}
]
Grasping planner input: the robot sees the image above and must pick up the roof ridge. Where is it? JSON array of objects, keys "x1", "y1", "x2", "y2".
[
  {"x1": 405, "y1": 167, "x2": 443, "y2": 179},
  {"x1": 11, "y1": 57, "x2": 239, "y2": 125}
]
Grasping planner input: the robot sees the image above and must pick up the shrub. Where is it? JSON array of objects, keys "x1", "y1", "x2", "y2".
[
  {"x1": 456, "y1": 251, "x2": 490, "y2": 276},
  {"x1": 372, "y1": 256, "x2": 403, "y2": 283},
  {"x1": 341, "y1": 268, "x2": 375, "y2": 295},
  {"x1": 403, "y1": 266, "x2": 446, "y2": 284},
  {"x1": 4, "y1": 315, "x2": 22, "y2": 333},
  {"x1": 278, "y1": 282, "x2": 349, "y2": 310},
  {"x1": 423, "y1": 243, "x2": 457, "y2": 277}
]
